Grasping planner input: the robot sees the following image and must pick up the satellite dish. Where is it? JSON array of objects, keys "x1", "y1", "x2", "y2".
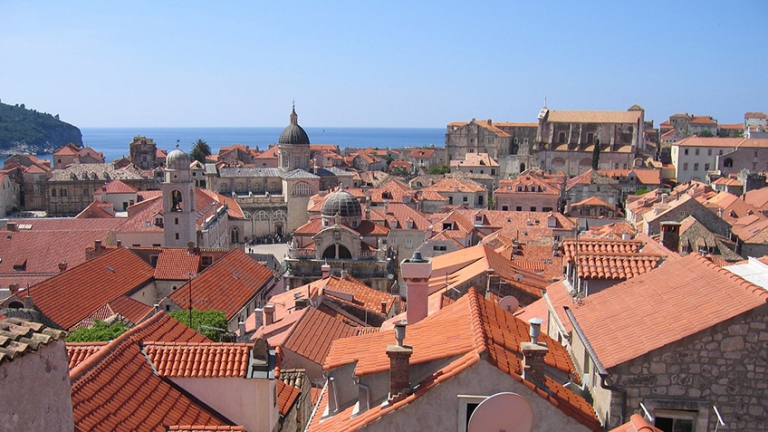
[
  {"x1": 498, "y1": 296, "x2": 520, "y2": 314},
  {"x1": 468, "y1": 392, "x2": 534, "y2": 432}
]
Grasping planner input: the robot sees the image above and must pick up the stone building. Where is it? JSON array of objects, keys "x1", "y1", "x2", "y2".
[
  {"x1": 445, "y1": 119, "x2": 538, "y2": 177},
  {"x1": 46, "y1": 163, "x2": 155, "y2": 216},
  {"x1": 2, "y1": 154, "x2": 51, "y2": 211},
  {"x1": 52, "y1": 143, "x2": 105, "y2": 169},
  {"x1": 129, "y1": 136, "x2": 160, "y2": 169},
  {"x1": 0, "y1": 173, "x2": 20, "y2": 217},
  {"x1": 535, "y1": 105, "x2": 650, "y2": 176},
  {"x1": 284, "y1": 186, "x2": 391, "y2": 292},
  {"x1": 544, "y1": 253, "x2": 768, "y2": 431},
  {"x1": 495, "y1": 171, "x2": 562, "y2": 212},
  {"x1": 203, "y1": 106, "x2": 327, "y2": 238}
]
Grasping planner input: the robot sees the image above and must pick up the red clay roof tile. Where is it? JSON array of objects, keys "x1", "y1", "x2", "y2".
[{"x1": 143, "y1": 342, "x2": 252, "y2": 378}]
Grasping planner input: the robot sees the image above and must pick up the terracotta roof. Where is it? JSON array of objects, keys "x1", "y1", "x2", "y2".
[
  {"x1": 143, "y1": 342, "x2": 252, "y2": 377},
  {"x1": 0, "y1": 218, "x2": 126, "y2": 286},
  {"x1": 54, "y1": 143, "x2": 81, "y2": 156},
  {"x1": 566, "y1": 169, "x2": 618, "y2": 189},
  {"x1": 598, "y1": 168, "x2": 662, "y2": 186},
  {"x1": 368, "y1": 180, "x2": 420, "y2": 204},
  {"x1": 317, "y1": 289, "x2": 600, "y2": 431},
  {"x1": 167, "y1": 427, "x2": 244, "y2": 431},
  {"x1": 67, "y1": 310, "x2": 209, "y2": 370},
  {"x1": 282, "y1": 307, "x2": 363, "y2": 365},
  {"x1": 167, "y1": 249, "x2": 273, "y2": 321},
  {"x1": 423, "y1": 177, "x2": 486, "y2": 193},
  {"x1": 75, "y1": 201, "x2": 115, "y2": 219},
  {"x1": 73, "y1": 295, "x2": 154, "y2": 329},
  {"x1": 374, "y1": 202, "x2": 431, "y2": 231},
  {"x1": 570, "y1": 196, "x2": 618, "y2": 210},
  {"x1": 545, "y1": 109, "x2": 642, "y2": 124},
  {"x1": 290, "y1": 275, "x2": 397, "y2": 318},
  {"x1": 276, "y1": 380, "x2": 301, "y2": 416},
  {"x1": 450, "y1": 152, "x2": 499, "y2": 167},
  {"x1": 745, "y1": 187, "x2": 768, "y2": 211},
  {"x1": 97, "y1": 179, "x2": 138, "y2": 194},
  {"x1": 719, "y1": 123, "x2": 744, "y2": 130},
  {"x1": 408, "y1": 148, "x2": 436, "y2": 158},
  {"x1": 155, "y1": 248, "x2": 202, "y2": 280},
  {"x1": 673, "y1": 136, "x2": 744, "y2": 148},
  {"x1": 496, "y1": 174, "x2": 559, "y2": 195},
  {"x1": 69, "y1": 313, "x2": 232, "y2": 431},
  {"x1": 0, "y1": 318, "x2": 66, "y2": 365},
  {"x1": 568, "y1": 254, "x2": 768, "y2": 369},
  {"x1": 563, "y1": 238, "x2": 643, "y2": 257},
  {"x1": 10, "y1": 248, "x2": 155, "y2": 330},
  {"x1": 67, "y1": 342, "x2": 108, "y2": 369},
  {"x1": 711, "y1": 177, "x2": 742, "y2": 186},
  {"x1": 689, "y1": 115, "x2": 717, "y2": 125}
]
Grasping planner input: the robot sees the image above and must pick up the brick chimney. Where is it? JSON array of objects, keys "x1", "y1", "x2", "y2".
[
  {"x1": 401, "y1": 251, "x2": 432, "y2": 325},
  {"x1": 6, "y1": 221, "x2": 17, "y2": 231},
  {"x1": 263, "y1": 304, "x2": 275, "y2": 326},
  {"x1": 660, "y1": 221, "x2": 681, "y2": 252},
  {"x1": 8, "y1": 283, "x2": 19, "y2": 294},
  {"x1": 58, "y1": 261, "x2": 68, "y2": 272},
  {"x1": 386, "y1": 321, "x2": 413, "y2": 404},
  {"x1": 521, "y1": 317, "x2": 548, "y2": 385},
  {"x1": 321, "y1": 262, "x2": 331, "y2": 278}
]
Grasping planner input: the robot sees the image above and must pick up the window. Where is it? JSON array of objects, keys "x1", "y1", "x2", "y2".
[
  {"x1": 502, "y1": 206, "x2": 508, "y2": 211},
  {"x1": 457, "y1": 395, "x2": 489, "y2": 432},
  {"x1": 491, "y1": 169, "x2": 495, "y2": 175},
  {"x1": 83, "y1": 189, "x2": 88, "y2": 196},
  {"x1": 175, "y1": 233, "x2": 179, "y2": 240},
  {"x1": 202, "y1": 256, "x2": 213, "y2": 267},
  {"x1": 175, "y1": 217, "x2": 179, "y2": 225},
  {"x1": 51, "y1": 189, "x2": 56, "y2": 197},
  {"x1": 693, "y1": 163, "x2": 699, "y2": 171},
  {"x1": 708, "y1": 149, "x2": 712, "y2": 156},
  {"x1": 718, "y1": 149, "x2": 723, "y2": 155},
  {"x1": 406, "y1": 237, "x2": 412, "y2": 247},
  {"x1": 684, "y1": 149, "x2": 689, "y2": 155},
  {"x1": 654, "y1": 410, "x2": 696, "y2": 432},
  {"x1": 516, "y1": 206, "x2": 522, "y2": 211},
  {"x1": 462, "y1": 196, "x2": 468, "y2": 203},
  {"x1": 62, "y1": 189, "x2": 67, "y2": 197},
  {"x1": 543, "y1": 207, "x2": 553, "y2": 212},
  {"x1": 530, "y1": 206, "x2": 536, "y2": 211},
  {"x1": 704, "y1": 163, "x2": 710, "y2": 171},
  {"x1": 695, "y1": 149, "x2": 699, "y2": 156},
  {"x1": 558, "y1": 132, "x2": 566, "y2": 143},
  {"x1": 683, "y1": 163, "x2": 688, "y2": 170},
  {"x1": 433, "y1": 245, "x2": 447, "y2": 251},
  {"x1": 448, "y1": 197, "x2": 453, "y2": 205}
]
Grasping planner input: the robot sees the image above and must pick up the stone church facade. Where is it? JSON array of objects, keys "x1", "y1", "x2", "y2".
[{"x1": 446, "y1": 105, "x2": 651, "y2": 178}]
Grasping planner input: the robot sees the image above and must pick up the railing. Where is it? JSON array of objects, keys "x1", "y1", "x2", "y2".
[
  {"x1": 233, "y1": 193, "x2": 285, "y2": 204},
  {"x1": 289, "y1": 248, "x2": 316, "y2": 259}
]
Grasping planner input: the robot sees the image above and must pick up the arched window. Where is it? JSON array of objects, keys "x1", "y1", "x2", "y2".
[
  {"x1": 558, "y1": 132, "x2": 566, "y2": 143},
  {"x1": 219, "y1": 183, "x2": 230, "y2": 193},
  {"x1": 292, "y1": 182, "x2": 312, "y2": 196},
  {"x1": 723, "y1": 158, "x2": 734, "y2": 168},
  {"x1": 552, "y1": 157, "x2": 566, "y2": 166},
  {"x1": 274, "y1": 210, "x2": 286, "y2": 220},
  {"x1": 231, "y1": 228, "x2": 239, "y2": 244},
  {"x1": 171, "y1": 190, "x2": 183, "y2": 211},
  {"x1": 256, "y1": 211, "x2": 269, "y2": 220},
  {"x1": 8, "y1": 301, "x2": 24, "y2": 309}
]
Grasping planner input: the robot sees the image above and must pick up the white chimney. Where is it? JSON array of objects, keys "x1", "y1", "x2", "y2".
[{"x1": 401, "y1": 251, "x2": 432, "y2": 325}]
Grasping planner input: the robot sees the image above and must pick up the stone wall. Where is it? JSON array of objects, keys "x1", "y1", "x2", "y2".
[{"x1": 594, "y1": 308, "x2": 768, "y2": 430}]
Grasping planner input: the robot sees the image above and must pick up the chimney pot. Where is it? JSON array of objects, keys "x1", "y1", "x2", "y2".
[
  {"x1": 263, "y1": 304, "x2": 275, "y2": 326},
  {"x1": 117, "y1": 240, "x2": 122, "y2": 247},
  {"x1": 94, "y1": 239, "x2": 102, "y2": 250},
  {"x1": 8, "y1": 283, "x2": 19, "y2": 294},
  {"x1": 238, "y1": 321, "x2": 246, "y2": 338},
  {"x1": 381, "y1": 300, "x2": 388, "y2": 314},
  {"x1": 529, "y1": 317, "x2": 544, "y2": 344},
  {"x1": 321, "y1": 263, "x2": 331, "y2": 278},
  {"x1": 187, "y1": 241, "x2": 195, "y2": 254},
  {"x1": 58, "y1": 261, "x2": 68, "y2": 272}
]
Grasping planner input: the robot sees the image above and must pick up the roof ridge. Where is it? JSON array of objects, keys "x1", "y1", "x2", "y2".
[
  {"x1": 465, "y1": 288, "x2": 491, "y2": 357},
  {"x1": 69, "y1": 311, "x2": 167, "y2": 382},
  {"x1": 690, "y1": 253, "x2": 768, "y2": 301}
]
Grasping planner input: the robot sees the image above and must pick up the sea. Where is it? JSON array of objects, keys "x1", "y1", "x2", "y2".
[{"x1": 0, "y1": 127, "x2": 445, "y2": 166}]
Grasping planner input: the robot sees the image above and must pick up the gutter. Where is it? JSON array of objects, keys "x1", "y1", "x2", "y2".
[{"x1": 564, "y1": 306, "x2": 627, "y2": 426}]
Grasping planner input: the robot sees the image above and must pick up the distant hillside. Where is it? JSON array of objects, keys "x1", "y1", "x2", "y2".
[{"x1": 0, "y1": 100, "x2": 82, "y2": 156}]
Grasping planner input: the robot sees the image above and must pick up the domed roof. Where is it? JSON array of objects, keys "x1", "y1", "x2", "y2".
[
  {"x1": 166, "y1": 147, "x2": 191, "y2": 170},
  {"x1": 278, "y1": 105, "x2": 310, "y2": 145},
  {"x1": 322, "y1": 186, "x2": 362, "y2": 219}
]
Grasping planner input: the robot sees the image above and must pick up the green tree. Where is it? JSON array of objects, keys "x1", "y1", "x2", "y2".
[
  {"x1": 190, "y1": 139, "x2": 212, "y2": 163},
  {"x1": 698, "y1": 130, "x2": 714, "y2": 137},
  {"x1": 591, "y1": 138, "x2": 601, "y2": 170},
  {"x1": 66, "y1": 320, "x2": 128, "y2": 342},
  {"x1": 169, "y1": 308, "x2": 228, "y2": 341},
  {"x1": 428, "y1": 164, "x2": 450, "y2": 175},
  {"x1": 635, "y1": 188, "x2": 650, "y2": 195}
]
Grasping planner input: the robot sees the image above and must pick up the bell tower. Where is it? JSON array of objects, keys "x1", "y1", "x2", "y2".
[{"x1": 162, "y1": 144, "x2": 197, "y2": 247}]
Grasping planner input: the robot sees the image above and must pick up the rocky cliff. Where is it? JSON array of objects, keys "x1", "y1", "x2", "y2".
[{"x1": 0, "y1": 101, "x2": 82, "y2": 156}]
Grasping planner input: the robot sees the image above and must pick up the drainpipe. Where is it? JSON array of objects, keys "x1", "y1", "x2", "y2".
[{"x1": 564, "y1": 307, "x2": 626, "y2": 426}]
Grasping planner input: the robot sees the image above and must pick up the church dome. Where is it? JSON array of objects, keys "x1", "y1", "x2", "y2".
[
  {"x1": 166, "y1": 148, "x2": 191, "y2": 170},
  {"x1": 322, "y1": 187, "x2": 362, "y2": 219},
  {"x1": 278, "y1": 105, "x2": 310, "y2": 145}
]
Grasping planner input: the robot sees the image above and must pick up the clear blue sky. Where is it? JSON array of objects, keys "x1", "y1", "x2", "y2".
[{"x1": 1, "y1": 1, "x2": 766, "y2": 128}]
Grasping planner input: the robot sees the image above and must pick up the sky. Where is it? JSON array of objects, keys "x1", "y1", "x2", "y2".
[{"x1": 1, "y1": 1, "x2": 766, "y2": 128}]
